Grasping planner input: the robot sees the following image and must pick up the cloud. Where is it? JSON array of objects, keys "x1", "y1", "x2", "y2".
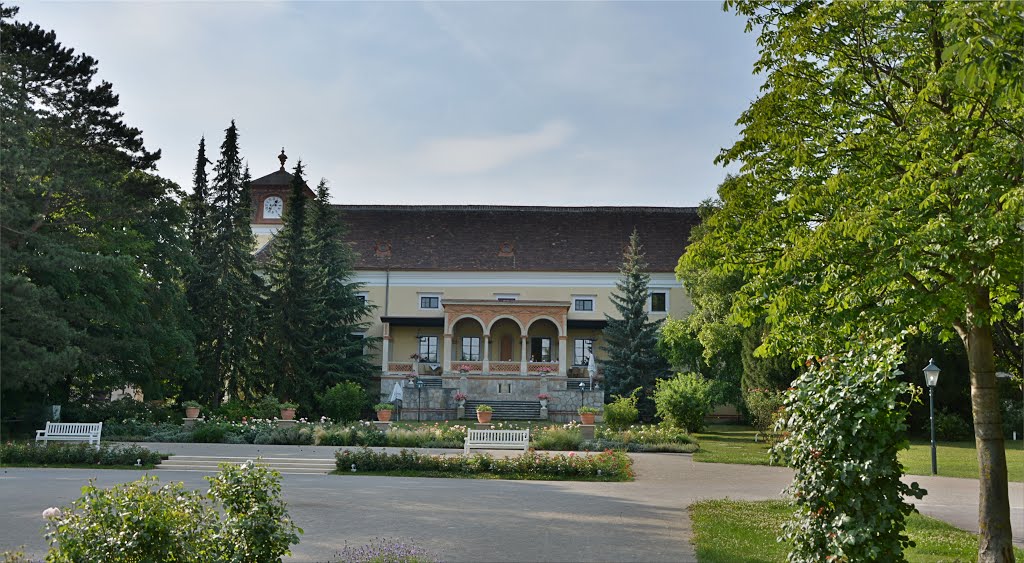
[{"x1": 413, "y1": 120, "x2": 573, "y2": 175}]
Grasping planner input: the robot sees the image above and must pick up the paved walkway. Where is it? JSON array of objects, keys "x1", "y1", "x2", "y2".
[{"x1": 1, "y1": 445, "x2": 1021, "y2": 561}]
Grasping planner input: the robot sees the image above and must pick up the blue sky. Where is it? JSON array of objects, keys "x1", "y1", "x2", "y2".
[{"x1": 14, "y1": 1, "x2": 761, "y2": 206}]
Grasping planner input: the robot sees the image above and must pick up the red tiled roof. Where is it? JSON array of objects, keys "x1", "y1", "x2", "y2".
[{"x1": 319, "y1": 205, "x2": 698, "y2": 273}]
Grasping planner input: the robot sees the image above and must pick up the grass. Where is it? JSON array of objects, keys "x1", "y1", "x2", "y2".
[
  {"x1": 692, "y1": 425, "x2": 1024, "y2": 481},
  {"x1": 690, "y1": 498, "x2": 1024, "y2": 563}
]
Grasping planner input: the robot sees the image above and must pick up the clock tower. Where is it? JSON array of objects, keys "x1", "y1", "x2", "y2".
[{"x1": 250, "y1": 148, "x2": 316, "y2": 247}]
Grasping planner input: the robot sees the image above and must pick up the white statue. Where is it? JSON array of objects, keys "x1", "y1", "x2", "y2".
[{"x1": 587, "y1": 350, "x2": 598, "y2": 387}]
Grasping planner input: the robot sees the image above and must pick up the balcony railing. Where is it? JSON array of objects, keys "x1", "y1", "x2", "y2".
[
  {"x1": 453, "y1": 361, "x2": 483, "y2": 373},
  {"x1": 527, "y1": 361, "x2": 559, "y2": 375},
  {"x1": 489, "y1": 362, "x2": 520, "y2": 374}
]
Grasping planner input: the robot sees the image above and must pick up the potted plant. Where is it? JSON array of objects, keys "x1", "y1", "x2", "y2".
[
  {"x1": 536, "y1": 365, "x2": 555, "y2": 376},
  {"x1": 457, "y1": 364, "x2": 472, "y2": 374},
  {"x1": 279, "y1": 402, "x2": 298, "y2": 421},
  {"x1": 374, "y1": 403, "x2": 395, "y2": 422},
  {"x1": 454, "y1": 392, "x2": 467, "y2": 407},
  {"x1": 537, "y1": 393, "x2": 550, "y2": 408},
  {"x1": 578, "y1": 406, "x2": 600, "y2": 425},
  {"x1": 182, "y1": 400, "x2": 201, "y2": 419},
  {"x1": 475, "y1": 404, "x2": 493, "y2": 423}
]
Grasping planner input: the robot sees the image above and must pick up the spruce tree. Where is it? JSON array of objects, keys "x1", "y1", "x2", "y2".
[
  {"x1": 198, "y1": 122, "x2": 262, "y2": 402},
  {"x1": 308, "y1": 180, "x2": 377, "y2": 394},
  {"x1": 182, "y1": 137, "x2": 217, "y2": 402},
  {"x1": 601, "y1": 230, "x2": 668, "y2": 420},
  {"x1": 264, "y1": 162, "x2": 319, "y2": 407}
]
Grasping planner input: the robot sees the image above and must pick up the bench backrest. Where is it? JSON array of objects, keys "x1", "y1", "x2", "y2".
[
  {"x1": 46, "y1": 422, "x2": 102, "y2": 435},
  {"x1": 467, "y1": 429, "x2": 529, "y2": 442}
]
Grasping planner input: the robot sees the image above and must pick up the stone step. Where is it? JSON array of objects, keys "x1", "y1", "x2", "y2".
[
  {"x1": 462, "y1": 401, "x2": 541, "y2": 420},
  {"x1": 158, "y1": 455, "x2": 335, "y2": 474}
]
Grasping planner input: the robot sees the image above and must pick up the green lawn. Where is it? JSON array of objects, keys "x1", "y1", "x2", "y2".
[
  {"x1": 692, "y1": 425, "x2": 1024, "y2": 481},
  {"x1": 690, "y1": 498, "x2": 1024, "y2": 563}
]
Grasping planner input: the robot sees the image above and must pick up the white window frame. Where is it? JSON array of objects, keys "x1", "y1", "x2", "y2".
[
  {"x1": 460, "y1": 336, "x2": 481, "y2": 361},
  {"x1": 417, "y1": 335, "x2": 439, "y2": 363},
  {"x1": 573, "y1": 338, "x2": 595, "y2": 366},
  {"x1": 572, "y1": 295, "x2": 596, "y2": 312},
  {"x1": 418, "y1": 293, "x2": 442, "y2": 310},
  {"x1": 356, "y1": 291, "x2": 369, "y2": 305},
  {"x1": 648, "y1": 289, "x2": 669, "y2": 314}
]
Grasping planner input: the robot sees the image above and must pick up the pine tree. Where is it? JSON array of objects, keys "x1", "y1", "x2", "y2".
[
  {"x1": 197, "y1": 121, "x2": 262, "y2": 402},
  {"x1": 264, "y1": 162, "x2": 319, "y2": 407},
  {"x1": 601, "y1": 230, "x2": 668, "y2": 420},
  {"x1": 182, "y1": 137, "x2": 217, "y2": 402},
  {"x1": 308, "y1": 180, "x2": 377, "y2": 395}
]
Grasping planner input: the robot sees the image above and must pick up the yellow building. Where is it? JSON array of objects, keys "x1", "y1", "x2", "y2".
[{"x1": 251, "y1": 157, "x2": 698, "y2": 420}]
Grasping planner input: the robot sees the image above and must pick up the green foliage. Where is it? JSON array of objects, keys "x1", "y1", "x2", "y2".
[
  {"x1": 317, "y1": 382, "x2": 367, "y2": 422},
  {"x1": 532, "y1": 426, "x2": 582, "y2": 451},
  {"x1": 63, "y1": 398, "x2": 175, "y2": 424},
  {"x1": 930, "y1": 410, "x2": 974, "y2": 442},
  {"x1": 190, "y1": 421, "x2": 228, "y2": 443},
  {"x1": 0, "y1": 7, "x2": 194, "y2": 420},
  {"x1": 602, "y1": 230, "x2": 668, "y2": 420},
  {"x1": 740, "y1": 321, "x2": 797, "y2": 393},
  {"x1": 307, "y1": 179, "x2": 378, "y2": 389},
  {"x1": 772, "y1": 343, "x2": 925, "y2": 562},
  {"x1": 270, "y1": 425, "x2": 314, "y2": 445},
  {"x1": 474, "y1": 404, "x2": 493, "y2": 412},
  {"x1": 206, "y1": 461, "x2": 303, "y2": 561},
  {"x1": 603, "y1": 389, "x2": 640, "y2": 431},
  {"x1": 374, "y1": 403, "x2": 395, "y2": 411},
  {"x1": 0, "y1": 442, "x2": 162, "y2": 467},
  {"x1": 336, "y1": 448, "x2": 634, "y2": 481},
  {"x1": 654, "y1": 373, "x2": 713, "y2": 432},
  {"x1": 743, "y1": 388, "x2": 785, "y2": 438},
  {"x1": 1003, "y1": 399, "x2": 1023, "y2": 440},
  {"x1": 44, "y1": 476, "x2": 214, "y2": 562},
  {"x1": 43, "y1": 463, "x2": 302, "y2": 562}
]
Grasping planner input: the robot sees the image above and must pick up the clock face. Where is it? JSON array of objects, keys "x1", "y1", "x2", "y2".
[{"x1": 263, "y1": 196, "x2": 284, "y2": 219}]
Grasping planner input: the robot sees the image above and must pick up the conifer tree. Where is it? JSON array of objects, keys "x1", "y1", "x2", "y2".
[
  {"x1": 308, "y1": 180, "x2": 377, "y2": 393},
  {"x1": 602, "y1": 230, "x2": 668, "y2": 419},
  {"x1": 264, "y1": 162, "x2": 319, "y2": 407},
  {"x1": 181, "y1": 137, "x2": 217, "y2": 402},
  {"x1": 197, "y1": 122, "x2": 262, "y2": 402}
]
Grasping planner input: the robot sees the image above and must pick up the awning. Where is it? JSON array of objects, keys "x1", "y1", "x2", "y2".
[{"x1": 381, "y1": 316, "x2": 444, "y2": 327}]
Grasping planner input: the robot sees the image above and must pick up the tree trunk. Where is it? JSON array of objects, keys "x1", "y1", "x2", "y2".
[{"x1": 963, "y1": 293, "x2": 1015, "y2": 562}]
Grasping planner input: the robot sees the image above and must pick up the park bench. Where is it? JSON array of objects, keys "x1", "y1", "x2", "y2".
[
  {"x1": 464, "y1": 429, "x2": 529, "y2": 453},
  {"x1": 35, "y1": 422, "x2": 103, "y2": 446}
]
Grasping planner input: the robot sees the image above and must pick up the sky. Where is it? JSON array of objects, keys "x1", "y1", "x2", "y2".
[{"x1": 13, "y1": 1, "x2": 762, "y2": 207}]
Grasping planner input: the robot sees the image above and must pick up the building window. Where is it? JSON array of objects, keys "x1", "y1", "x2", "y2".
[
  {"x1": 650, "y1": 291, "x2": 668, "y2": 313},
  {"x1": 461, "y1": 337, "x2": 481, "y2": 361},
  {"x1": 494, "y1": 293, "x2": 519, "y2": 302},
  {"x1": 573, "y1": 339, "x2": 595, "y2": 366},
  {"x1": 356, "y1": 292, "x2": 368, "y2": 305},
  {"x1": 574, "y1": 298, "x2": 595, "y2": 312},
  {"x1": 417, "y1": 336, "x2": 438, "y2": 363},
  {"x1": 419, "y1": 295, "x2": 441, "y2": 309},
  {"x1": 530, "y1": 337, "x2": 552, "y2": 362}
]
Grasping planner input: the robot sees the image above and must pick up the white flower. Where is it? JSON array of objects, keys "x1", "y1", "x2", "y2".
[{"x1": 42, "y1": 507, "x2": 62, "y2": 519}]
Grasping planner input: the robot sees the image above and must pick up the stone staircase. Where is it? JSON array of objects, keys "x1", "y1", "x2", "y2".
[
  {"x1": 157, "y1": 455, "x2": 335, "y2": 475},
  {"x1": 566, "y1": 378, "x2": 597, "y2": 390},
  {"x1": 462, "y1": 400, "x2": 541, "y2": 420}
]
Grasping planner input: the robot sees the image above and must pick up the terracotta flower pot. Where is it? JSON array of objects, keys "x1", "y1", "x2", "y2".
[
  {"x1": 580, "y1": 413, "x2": 596, "y2": 425},
  {"x1": 280, "y1": 408, "x2": 296, "y2": 421},
  {"x1": 185, "y1": 407, "x2": 200, "y2": 419},
  {"x1": 476, "y1": 411, "x2": 492, "y2": 423},
  {"x1": 377, "y1": 409, "x2": 393, "y2": 422}
]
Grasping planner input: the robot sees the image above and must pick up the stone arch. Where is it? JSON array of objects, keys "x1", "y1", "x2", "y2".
[
  {"x1": 526, "y1": 315, "x2": 564, "y2": 337},
  {"x1": 450, "y1": 314, "x2": 487, "y2": 333},
  {"x1": 486, "y1": 315, "x2": 525, "y2": 335}
]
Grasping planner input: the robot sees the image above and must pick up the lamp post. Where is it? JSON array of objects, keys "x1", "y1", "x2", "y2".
[
  {"x1": 579, "y1": 381, "x2": 586, "y2": 411},
  {"x1": 923, "y1": 359, "x2": 941, "y2": 475}
]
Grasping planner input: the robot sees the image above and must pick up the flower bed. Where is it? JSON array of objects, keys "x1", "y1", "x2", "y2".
[
  {"x1": 1, "y1": 442, "x2": 164, "y2": 467},
  {"x1": 335, "y1": 447, "x2": 634, "y2": 481}
]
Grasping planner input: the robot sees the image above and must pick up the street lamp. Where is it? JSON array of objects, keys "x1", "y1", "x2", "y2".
[
  {"x1": 579, "y1": 381, "x2": 586, "y2": 411},
  {"x1": 415, "y1": 379, "x2": 424, "y2": 422},
  {"x1": 923, "y1": 359, "x2": 941, "y2": 475}
]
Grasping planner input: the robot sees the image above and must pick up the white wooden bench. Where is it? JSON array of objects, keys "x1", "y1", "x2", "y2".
[
  {"x1": 464, "y1": 429, "x2": 529, "y2": 453},
  {"x1": 35, "y1": 422, "x2": 103, "y2": 446}
]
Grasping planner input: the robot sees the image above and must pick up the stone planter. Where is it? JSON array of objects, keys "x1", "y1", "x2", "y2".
[
  {"x1": 280, "y1": 408, "x2": 296, "y2": 421},
  {"x1": 580, "y1": 413, "x2": 596, "y2": 425},
  {"x1": 476, "y1": 410, "x2": 492, "y2": 423},
  {"x1": 377, "y1": 409, "x2": 393, "y2": 422},
  {"x1": 185, "y1": 407, "x2": 200, "y2": 419},
  {"x1": 538, "y1": 400, "x2": 548, "y2": 409}
]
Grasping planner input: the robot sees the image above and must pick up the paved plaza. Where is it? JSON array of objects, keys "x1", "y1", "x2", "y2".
[{"x1": 1, "y1": 446, "x2": 1020, "y2": 562}]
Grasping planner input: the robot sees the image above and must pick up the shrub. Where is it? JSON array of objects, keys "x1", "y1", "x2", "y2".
[
  {"x1": 532, "y1": 425, "x2": 582, "y2": 451},
  {"x1": 654, "y1": 373, "x2": 713, "y2": 432},
  {"x1": 270, "y1": 425, "x2": 314, "y2": 445},
  {"x1": 190, "y1": 421, "x2": 228, "y2": 443},
  {"x1": 1, "y1": 442, "x2": 163, "y2": 467},
  {"x1": 335, "y1": 538, "x2": 441, "y2": 563},
  {"x1": 336, "y1": 447, "x2": 634, "y2": 480},
  {"x1": 773, "y1": 342, "x2": 924, "y2": 561},
  {"x1": 44, "y1": 463, "x2": 302, "y2": 562},
  {"x1": 317, "y1": 382, "x2": 368, "y2": 422},
  {"x1": 207, "y1": 461, "x2": 304, "y2": 561},
  {"x1": 373, "y1": 403, "x2": 394, "y2": 411},
  {"x1": 63, "y1": 398, "x2": 175, "y2": 424},
  {"x1": 744, "y1": 388, "x2": 786, "y2": 439},
  {"x1": 930, "y1": 410, "x2": 973, "y2": 441},
  {"x1": 578, "y1": 406, "x2": 600, "y2": 414},
  {"x1": 1003, "y1": 399, "x2": 1023, "y2": 440},
  {"x1": 475, "y1": 404, "x2": 493, "y2": 412},
  {"x1": 604, "y1": 389, "x2": 640, "y2": 431}
]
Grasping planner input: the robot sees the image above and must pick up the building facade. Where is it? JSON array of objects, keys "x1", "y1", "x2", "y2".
[{"x1": 251, "y1": 158, "x2": 699, "y2": 421}]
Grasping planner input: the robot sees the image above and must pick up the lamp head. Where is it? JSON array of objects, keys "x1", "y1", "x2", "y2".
[{"x1": 923, "y1": 358, "x2": 940, "y2": 387}]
